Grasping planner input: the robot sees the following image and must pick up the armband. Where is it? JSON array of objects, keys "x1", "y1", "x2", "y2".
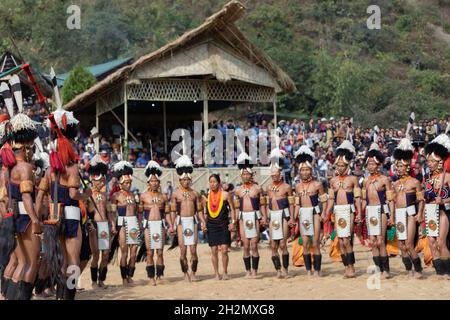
[
  {"x1": 328, "y1": 189, "x2": 335, "y2": 200},
  {"x1": 319, "y1": 193, "x2": 328, "y2": 203},
  {"x1": 294, "y1": 196, "x2": 300, "y2": 206},
  {"x1": 233, "y1": 198, "x2": 240, "y2": 209},
  {"x1": 288, "y1": 196, "x2": 294, "y2": 205},
  {"x1": 20, "y1": 180, "x2": 34, "y2": 193},
  {"x1": 0, "y1": 186, "x2": 7, "y2": 202},
  {"x1": 165, "y1": 204, "x2": 170, "y2": 214},
  {"x1": 416, "y1": 190, "x2": 424, "y2": 202},
  {"x1": 110, "y1": 204, "x2": 117, "y2": 213},
  {"x1": 170, "y1": 202, "x2": 177, "y2": 212},
  {"x1": 386, "y1": 190, "x2": 395, "y2": 202},
  {"x1": 353, "y1": 187, "x2": 362, "y2": 198},
  {"x1": 138, "y1": 204, "x2": 144, "y2": 213},
  {"x1": 67, "y1": 175, "x2": 80, "y2": 189},
  {"x1": 38, "y1": 178, "x2": 49, "y2": 192},
  {"x1": 362, "y1": 188, "x2": 366, "y2": 200}
]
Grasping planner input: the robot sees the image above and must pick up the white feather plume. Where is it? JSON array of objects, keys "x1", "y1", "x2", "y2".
[
  {"x1": 89, "y1": 154, "x2": 106, "y2": 166},
  {"x1": 237, "y1": 152, "x2": 252, "y2": 164},
  {"x1": 145, "y1": 160, "x2": 162, "y2": 171},
  {"x1": 337, "y1": 140, "x2": 356, "y2": 154},
  {"x1": 0, "y1": 82, "x2": 14, "y2": 117},
  {"x1": 10, "y1": 113, "x2": 37, "y2": 132},
  {"x1": 50, "y1": 109, "x2": 79, "y2": 129},
  {"x1": 270, "y1": 147, "x2": 285, "y2": 160},
  {"x1": 9, "y1": 75, "x2": 23, "y2": 113},
  {"x1": 0, "y1": 122, "x2": 6, "y2": 140},
  {"x1": 294, "y1": 145, "x2": 315, "y2": 159},
  {"x1": 50, "y1": 67, "x2": 63, "y2": 110},
  {"x1": 431, "y1": 134, "x2": 450, "y2": 152},
  {"x1": 175, "y1": 155, "x2": 193, "y2": 168},
  {"x1": 113, "y1": 160, "x2": 133, "y2": 172},
  {"x1": 369, "y1": 142, "x2": 379, "y2": 151},
  {"x1": 396, "y1": 138, "x2": 414, "y2": 151}
]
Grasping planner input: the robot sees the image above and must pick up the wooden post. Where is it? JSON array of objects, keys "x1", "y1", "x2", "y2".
[
  {"x1": 202, "y1": 84, "x2": 208, "y2": 167},
  {"x1": 163, "y1": 101, "x2": 168, "y2": 153},
  {"x1": 123, "y1": 84, "x2": 129, "y2": 161},
  {"x1": 273, "y1": 93, "x2": 277, "y2": 129},
  {"x1": 95, "y1": 100, "x2": 100, "y2": 154}
]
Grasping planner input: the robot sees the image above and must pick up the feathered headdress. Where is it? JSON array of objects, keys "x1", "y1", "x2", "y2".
[
  {"x1": 270, "y1": 147, "x2": 286, "y2": 172},
  {"x1": 294, "y1": 145, "x2": 315, "y2": 169},
  {"x1": 425, "y1": 134, "x2": 450, "y2": 162},
  {"x1": 32, "y1": 137, "x2": 50, "y2": 176},
  {"x1": 366, "y1": 142, "x2": 384, "y2": 165},
  {"x1": 112, "y1": 161, "x2": 133, "y2": 184},
  {"x1": 88, "y1": 154, "x2": 108, "y2": 180},
  {"x1": 47, "y1": 67, "x2": 79, "y2": 172},
  {"x1": 236, "y1": 133, "x2": 254, "y2": 175},
  {"x1": 335, "y1": 140, "x2": 355, "y2": 165},
  {"x1": 0, "y1": 76, "x2": 38, "y2": 161},
  {"x1": 145, "y1": 160, "x2": 163, "y2": 181},
  {"x1": 393, "y1": 138, "x2": 414, "y2": 165},
  {"x1": 175, "y1": 130, "x2": 193, "y2": 179}
]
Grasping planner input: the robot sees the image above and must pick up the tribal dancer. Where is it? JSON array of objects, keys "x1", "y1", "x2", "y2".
[
  {"x1": 36, "y1": 106, "x2": 91, "y2": 300},
  {"x1": 294, "y1": 145, "x2": 328, "y2": 276},
  {"x1": 0, "y1": 76, "x2": 42, "y2": 300},
  {"x1": 234, "y1": 151, "x2": 266, "y2": 278},
  {"x1": 392, "y1": 138, "x2": 424, "y2": 278},
  {"x1": 266, "y1": 147, "x2": 294, "y2": 278},
  {"x1": 362, "y1": 143, "x2": 395, "y2": 279},
  {"x1": 86, "y1": 155, "x2": 115, "y2": 288},
  {"x1": 139, "y1": 160, "x2": 171, "y2": 286},
  {"x1": 327, "y1": 140, "x2": 361, "y2": 278},
  {"x1": 203, "y1": 174, "x2": 236, "y2": 280},
  {"x1": 424, "y1": 134, "x2": 450, "y2": 278},
  {"x1": 110, "y1": 161, "x2": 141, "y2": 285},
  {"x1": 170, "y1": 153, "x2": 205, "y2": 282}
]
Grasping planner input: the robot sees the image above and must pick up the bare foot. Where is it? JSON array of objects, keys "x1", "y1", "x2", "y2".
[
  {"x1": 122, "y1": 279, "x2": 128, "y2": 286},
  {"x1": 92, "y1": 282, "x2": 99, "y2": 289},
  {"x1": 127, "y1": 277, "x2": 134, "y2": 284},
  {"x1": 184, "y1": 273, "x2": 191, "y2": 282},
  {"x1": 276, "y1": 270, "x2": 283, "y2": 279},
  {"x1": 382, "y1": 272, "x2": 392, "y2": 279},
  {"x1": 306, "y1": 270, "x2": 313, "y2": 277},
  {"x1": 214, "y1": 274, "x2": 222, "y2": 281},
  {"x1": 314, "y1": 271, "x2": 322, "y2": 277},
  {"x1": 414, "y1": 272, "x2": 423, "y2": 279},
  {"x1": 245, "y1": 271, "x2": 252, "y2": 278},
  {"x1": 251, "y1": 270, "x2": 258, "y2": 278},
  {"x1": 222, "y1": 274, "x2": 230, "y2": 280},
  {"x1": 190, "y1": 273, "x2": 198, "y2": 282},
  {"x1": 149, "y1": 278, "x2": 156, "y2": 286},
  {"x1": 408, "y1": 270, "x2": 414, "y2": 279}
]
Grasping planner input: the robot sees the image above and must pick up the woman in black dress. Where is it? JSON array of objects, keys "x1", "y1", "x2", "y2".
[{"x1": 203, "y1": 174, "x2": 236, "y2": 280}]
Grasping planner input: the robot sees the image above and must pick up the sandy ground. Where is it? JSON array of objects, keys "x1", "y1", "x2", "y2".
[{"x1": 39, "y1": 240, "x2": 450, "y2": 300}]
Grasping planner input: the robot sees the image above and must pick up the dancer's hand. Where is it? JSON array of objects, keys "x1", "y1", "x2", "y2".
[
  {"x1": 32, "y1": 219, "x2": 43, "y2": 235},
  {"x1": 288, "y1": 218, "x2": 295, "y2": 227},
  {"x1": 262, "y1": 217, "x2": 268, "y2": 227},
  {"x1": 388, "y1": 217, "x2": 394, "y2": 226},
  {"x1": 169, "y1": 226, "x2": 176, "y2": 235},
  {"x1": 201, "y1": 222, "x2": 207, "y2": 233},
  {"x1": 228, "y1": 223, "x2": 235, "y2": 232},
  {"x1": 355, "y1": 214, "x2": 362, "y2": 224},
  {"x1": 435, "y1": 196, "x2": 443, "y2": 205},
  {"x1": 415, "y1": 214, "x2": 423, "y2": 224}
]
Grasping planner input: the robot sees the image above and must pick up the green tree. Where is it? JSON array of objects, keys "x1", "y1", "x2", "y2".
[{"x1": 61, "y1": 65, "x2": 97, "y2": 104}]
